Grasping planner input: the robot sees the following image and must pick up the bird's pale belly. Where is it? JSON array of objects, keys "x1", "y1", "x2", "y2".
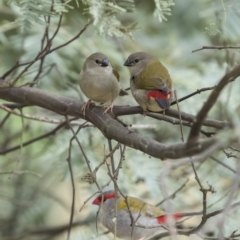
[
  {"x1": 80, "y1": 76, "x2": 119, "y2": 103},
  {"x1": 101, "y1": 206, "x2": 162, "y2": 240}
]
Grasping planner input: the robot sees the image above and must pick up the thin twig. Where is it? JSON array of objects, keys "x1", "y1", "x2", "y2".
[
  {"x1": 2, "y1": 19, "x2": 93, "y2": 83},
  {"x1": 65, "y1": 116, "x2": 77, "y2": 240},
  {"x1": 0, "y1": 120, "x2": 68, "y2": 155},
  {"x1": 171, "y1": 86, "x2": 216, "y2": 106},
  {"x1": 156, "y1": 179, "x2": 189, "y2": 206},
  {"x1": 192, "y1": 45, "x2": 240, "y2": 53},
  {"x1": 174, "y1": 90, "x2": 184, "y2": 142},
  {"x1": 210, "y1": 156, "x2": 236, "y2": 174}
]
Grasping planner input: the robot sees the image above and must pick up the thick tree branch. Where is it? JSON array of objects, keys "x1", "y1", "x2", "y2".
[{"x1": 0, "y1": 86, "x2": 224, "y2": 160}]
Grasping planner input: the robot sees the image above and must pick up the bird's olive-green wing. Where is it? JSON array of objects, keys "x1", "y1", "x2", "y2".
[
  {"x1": 112, "y1": 68, "x2": 128, "y2": 96},
  {"x1": 135, "y1": 60, "x2": 172, "y2": 90},
  {"x1": 112, "y1": 68, "x2": 120, "y2": 81},
  {"x1": 117, "y1": 196, "x2": 164, "y2": 218}
]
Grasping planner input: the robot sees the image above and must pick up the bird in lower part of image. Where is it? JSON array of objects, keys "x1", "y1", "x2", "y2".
[
  {"x1": 92, "y1": 190, "x2": 201, "y2": 240},
  {"x1": 124, "y1": 52, "x2": 172, "y2": 114},
  {"x1": 79, "y1": 52, "x2": 127, "y2": 115}
]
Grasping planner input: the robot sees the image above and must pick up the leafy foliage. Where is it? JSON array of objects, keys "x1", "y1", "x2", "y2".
[
  {"x1": 153, "y1": 0, "x2": 175, "y2": 22},
  {"x1": 82, "y1": 0, "x2": 138, "y2": 36},
  {"x1": 5, "y1": 0, "x2": 72, "y2": 32},
  {"x1": 4, "y1": 0, "x2": 172, "y2": 34}
]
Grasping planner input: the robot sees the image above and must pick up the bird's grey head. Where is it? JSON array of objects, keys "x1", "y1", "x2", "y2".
[
  {"x1": 83, "y1": 52, "x2": 111, "y2": 70},
  {"x1": 123, "y1": 52, "x2": 157, "y2": 76}
]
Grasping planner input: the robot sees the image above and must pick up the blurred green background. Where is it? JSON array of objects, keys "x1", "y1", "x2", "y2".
[{"x1": 0, "y1": 0, "x2": 240, "y2": 239}]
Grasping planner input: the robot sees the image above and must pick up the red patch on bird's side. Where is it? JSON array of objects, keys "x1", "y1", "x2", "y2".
[
  {"x1": 146, "y1": 90, "x2": 170, "y2": 100},
  {"x1": 157, "y1": 213, "x2": 182, "y2": 224}
]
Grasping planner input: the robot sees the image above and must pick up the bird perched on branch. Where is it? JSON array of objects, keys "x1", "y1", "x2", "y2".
[
  {"x1": 124, "y1": 52, "x2": 172, "y2": 114},
  {"x1": 79, "y1": 52, "x2": 127, "y2": 115},
  {"x1": 92, "y1": 190, "x2": 201, "y2": 240}
]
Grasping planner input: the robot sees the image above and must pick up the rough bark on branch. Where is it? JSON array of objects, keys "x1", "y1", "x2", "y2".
[{"x1": 0, "y1": 86, "x2": 221, "y2": 159}]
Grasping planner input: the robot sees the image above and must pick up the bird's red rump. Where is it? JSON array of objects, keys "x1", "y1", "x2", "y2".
[
  {"x1": 157, "y1": 213, "x2": 182, "y2": 224},
  {"x1": 146, "y1": 90, "x2": 170, "y2": 100}
]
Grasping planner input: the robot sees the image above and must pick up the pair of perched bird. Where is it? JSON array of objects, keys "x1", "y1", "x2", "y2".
[{"x1": 79, "y1": 52, "x2": 173, "y2": 115}]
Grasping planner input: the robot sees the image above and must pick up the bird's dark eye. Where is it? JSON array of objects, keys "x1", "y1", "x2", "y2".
[
  {"x1": 95, "y1": 60, "x2": 100, "y2": 64},
  {"x1": 135, "y1": 59, "x2": 139, "y2": 63},
  {"x1": 99, "y1": 197, "x2": 106, "y2": 202}
]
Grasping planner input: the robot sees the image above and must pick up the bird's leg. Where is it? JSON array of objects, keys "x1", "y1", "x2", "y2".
[
  {"x1": 102, "y1": 102, "x2": 114, "y2": 114},
  {"x1": 81, "y1": 99, "x2": 92, "y2": 116},
  {"x1": 143, "y1": 108, "x2": 148, "y2": 116}
]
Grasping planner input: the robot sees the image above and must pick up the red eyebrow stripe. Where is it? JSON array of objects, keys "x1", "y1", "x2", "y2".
[
  {"x1": 104, "y1": 192, "x2": 116, "y2": 199},
  {"x1": 92, "y1": 192, "x2": 116, "y2": 205}
]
